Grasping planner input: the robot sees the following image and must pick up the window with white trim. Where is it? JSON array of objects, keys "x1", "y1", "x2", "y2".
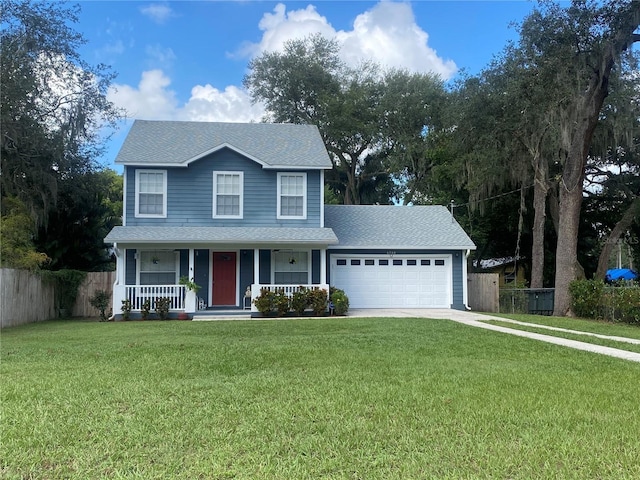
[
  {"x1": 139, "y1": 250, "x2": 177, "y2": 285},
  {"x1": 273, "y1": 251, "x2": 309, "y2": 284},
  {"x1": 213, "y1": 171, "x2": 243, "y2": 218},
  {"x1": 135, "y1": 170, "x2": 167, "y2": 218},
  {"x1": 277, "y1": 172, "x2": 306, "y2": 219}
]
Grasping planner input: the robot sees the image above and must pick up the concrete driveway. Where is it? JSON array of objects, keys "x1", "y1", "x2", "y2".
[{"x1": 348, "y1": 309, "x2": 640, "y2": 363}]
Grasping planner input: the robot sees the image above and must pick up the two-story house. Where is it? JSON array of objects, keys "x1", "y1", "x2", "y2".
[{"x1": 104, "y1": 120, "x2": 475, "y2": 318}]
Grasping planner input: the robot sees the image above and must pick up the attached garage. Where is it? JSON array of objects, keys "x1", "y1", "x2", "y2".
[
  {"x1": 324, "y1": 205, "x2": 476, "y2": 310},
  {"x1": 330, "y1": 255, "x2": 451, "y2": 308}
]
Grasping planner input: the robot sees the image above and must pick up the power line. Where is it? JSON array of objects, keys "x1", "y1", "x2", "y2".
[{"x1": 453, "y1": 184, "x2": 534, "y2": 209}]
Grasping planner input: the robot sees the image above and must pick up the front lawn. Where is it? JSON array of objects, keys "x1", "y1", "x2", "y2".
[{"x1": 3, "y1": 318, "x2": 640, "y2": 479}]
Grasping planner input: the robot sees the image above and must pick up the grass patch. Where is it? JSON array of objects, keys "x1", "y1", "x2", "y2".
[
  {"x1": 491, "y1": 313, "x2": 640, "y2": 340},
  {"x1": 3, "y1": 318, "x2": 640, "y2": 479}
]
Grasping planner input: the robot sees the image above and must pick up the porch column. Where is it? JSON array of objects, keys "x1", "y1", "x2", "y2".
[
  {"x1": 115, "y1": 244, "x2": 125, "y2": 285},
  {"x1": 184, "y1": 248, "x2": 197, "y2": 312},
  {"x1": 253, "y1": 248, "x2": 260, "y2": 285},
  {"x1": 251, "y1": 248, "x2": 261, "y2": 313},
  {"x1": 112, "y1": 244, "x2": 125, "y2": 316},
  {"x1": 320, "y1": 247, "x2": 327, "y2": 285}
]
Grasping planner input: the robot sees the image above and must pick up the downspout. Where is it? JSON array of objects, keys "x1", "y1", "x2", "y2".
[{"x1": 463, "y1": 249, "x2": 471, "y2": 310}]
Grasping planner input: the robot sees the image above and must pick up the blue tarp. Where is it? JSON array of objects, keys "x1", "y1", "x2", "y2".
[{"x1": 605, "y1": 268, "x2": 638, "y2": 282}]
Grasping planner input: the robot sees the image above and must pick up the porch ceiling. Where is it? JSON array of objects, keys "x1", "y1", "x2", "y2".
[{"x1": 105, "y1": 226, "x2": 338, "y2": 245}]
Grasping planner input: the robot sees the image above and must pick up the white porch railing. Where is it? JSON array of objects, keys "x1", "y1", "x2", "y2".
[
  {"x1": 125, "y1": 285, "x2": 186, "y2": 311},
  {"x1": 249, "y1": 284, "x2": 329, "y2": 313}
]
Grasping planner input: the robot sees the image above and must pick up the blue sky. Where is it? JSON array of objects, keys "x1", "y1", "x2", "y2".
[{"x1": 76, "y1": 1, "x2": 539, "y2": 168}]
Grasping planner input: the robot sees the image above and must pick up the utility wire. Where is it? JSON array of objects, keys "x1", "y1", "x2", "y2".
[{"x1": 452, "y1": 184, "x2": 535, "y2": 209}]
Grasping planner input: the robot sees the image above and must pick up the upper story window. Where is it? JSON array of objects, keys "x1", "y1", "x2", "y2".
[
  {"x1": 135, "y1": 170, "x2": 167, "y2": 218},
  {"x1": 277, "y1": 172, "x2": 307, "y2": 219},
  {"x1": 213, "y1": 171, "x2": 243, "y2": 218}
]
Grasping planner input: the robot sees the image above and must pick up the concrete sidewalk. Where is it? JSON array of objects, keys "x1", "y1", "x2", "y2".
[{"x1": 348, "y1": 309, "x2": 640, "y2": 363}]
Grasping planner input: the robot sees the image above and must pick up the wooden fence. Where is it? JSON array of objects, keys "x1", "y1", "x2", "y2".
[
  {"x1": 1, "y1": 268, "x2": 56, "y2": 328},
  {"x1": 467, "y1": 273, "x2": 499, "y2": 313},
  {"x1": 72, "y1": 271, "x2": 116, "y2": 317},
  {"x1": 0, "y1": 269, "x2": 115, "y2": 328}
]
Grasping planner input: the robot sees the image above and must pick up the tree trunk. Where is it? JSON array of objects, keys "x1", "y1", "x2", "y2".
[
  {"x1": 530, "y1": 159, "x2": 549, "y2": 288},
  {"x1": 595, "y1": 196, "x2": 640, "y2": 279},
  {"x1": 553, "y1": 179, "x2": 585, "y2": 316},
  {"x1": 551, "y1": 10, "x2": 640, "y2": 315}
]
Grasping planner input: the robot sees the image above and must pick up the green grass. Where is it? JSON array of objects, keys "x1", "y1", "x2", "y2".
[{"x1": 3, "y1": 317, "x2": 640, "y2": 479}]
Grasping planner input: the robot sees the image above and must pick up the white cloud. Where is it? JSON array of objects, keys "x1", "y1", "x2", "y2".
[
  {"x1": 145, "y1": 44, "x2": 177, "y2": 70},
  {"x1": 108, "y1": 1, "x2": 455, "y2": 123},
  {"x1": 140, "y1": 3, "x2": 174, "y2": 24},
  {"x1": 179, "y1": 84, "x2": 265, "y2": 122},
  {"x1": 245, "y1": 1, "x2": 457, "y2": 79},
  {"x1": 108, "y1": 70, "x2": 179, "y2": 120},
  {"x1": 108, "y1": 70, "x2": 264, "y2": 122}
]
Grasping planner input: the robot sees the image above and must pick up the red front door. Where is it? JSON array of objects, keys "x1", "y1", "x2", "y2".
[{"x1": 212, "y1": 252, "x2": 237, "y2": 306}]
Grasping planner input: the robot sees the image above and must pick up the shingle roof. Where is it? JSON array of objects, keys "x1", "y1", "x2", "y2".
[
  {"x1": 105, "y1": 226, "x2": 338, "y2": 245},
  {"x1": 324, "y1": 205, "x2": 476, "y2": 249},
  {"x1": 115, "y1": 120, "x2": 332, "y2": 169}
]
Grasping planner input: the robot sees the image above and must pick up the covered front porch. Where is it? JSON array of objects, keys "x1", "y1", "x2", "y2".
[{"x1": 105, "y1": 226, "x2": 337, "y2": 319}]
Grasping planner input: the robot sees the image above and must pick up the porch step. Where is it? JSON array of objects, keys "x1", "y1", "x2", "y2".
[{"x1": 192, "y1": 309, "x2": 251, "y2": 321}]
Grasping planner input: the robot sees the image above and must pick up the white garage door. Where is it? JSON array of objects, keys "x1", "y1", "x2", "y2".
[{"x1": 330, "y1": 255, "x2": 452, "y2": 309}]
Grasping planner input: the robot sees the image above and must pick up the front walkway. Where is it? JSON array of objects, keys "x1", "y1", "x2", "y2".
[{"x1": 349, "y1": 309, "x2": 640, "y2": 363}]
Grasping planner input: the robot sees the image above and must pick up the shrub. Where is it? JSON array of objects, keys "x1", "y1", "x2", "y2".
[
  {"x1": 41, "y1": 269, "x2": 87, "y2": 317},
  {"x1": 603, "y1": 287, "x2": 640, "y2": 324},
  {"x1": 330, "y1": 286, "x2": 349, "y2": 315},
  {"x1": 569, "y1": 279, "x2": 605, "y2": 318},
  {"x1": 254, "y1": 288, "x2": 276, "y2": 315},
  {"x1": 89, "y1": 290, "x2": 111, "y2": 322},
  {"x1": 141, "y1": 299, "x2": 151, "y2": 320},
  {"x1": 155, "y1": 297, "x2": 171, "y2": 320},
  {"x1": 121, "y1": 299, "x2": 132, "y2": 321},
  {"x1": 274, "y1": 288, "x2": 290, "y2": 316},
  {"x1": 309, "y1": 288, "x2": 328, "y2": 316},
  {"x1": 291, "y1": 287, "x2": 310, "y2": 315}
]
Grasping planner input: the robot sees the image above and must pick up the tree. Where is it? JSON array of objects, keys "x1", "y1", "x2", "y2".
[
  {"x1": 516, "y1": 0, "x2": 640, "y2": 315},
  {"x1": 1, "y1": 0, "x2": 122, "y2": 270},
  {"x1": 1, "y1": 0, "x2": 120, "y2": 225},
  {"x1": 245, "y1": 35, "x2": 446, "y2": 205},
  {"x1": 379, "y1": 69, "x2": 448, "y2": 205},
  {"x1": 245, "y1": 36, "x2": 387, "y2": 204},
  {"x1": 34, "y1": 169, "x2": 122, "y2": 271},
  {"x1": 0, "y1": 197, "x2": 50, "y2": 270}
]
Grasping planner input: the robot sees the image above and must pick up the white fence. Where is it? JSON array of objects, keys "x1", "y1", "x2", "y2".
[{"x1": 124, "y1": 285, "x2": 186, "y2": 311}]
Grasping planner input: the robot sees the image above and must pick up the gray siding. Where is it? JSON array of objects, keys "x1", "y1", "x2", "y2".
[
  {"x1": 451, "y1": 252, "x2": 465, "y2": 309},
  {"x1": 326, "y1": 249, "x2": 467, "y2": 309},
  {"x1": 312, "y1": 249, "x2": 321, "y2": 284},
  {"x1": 194, "y1": 249, "x2": 209, "y2": 305},
  {"x1": 239, "y1": 250, "x2": 254, "y2": 302},
  {"x1": 259, "y1": 250, "x2": 271, "y2": 284},
  {"x1": 179, "y1": 250, "x2": 188, "y2": 278},
  {"x1": 125, "y1": 249, "x2": 136, "y2": 285},
  {"x1": 125, "y1": 148, "x2": 322, "y2": 227}
]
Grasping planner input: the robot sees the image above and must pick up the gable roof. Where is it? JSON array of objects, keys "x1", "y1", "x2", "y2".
[
  {"x1": 324, "y1": 205, "x2": 476, "y2": 250},
  {"x1": 115, "y1": 120, "x2": 332, "y2": 169}
]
